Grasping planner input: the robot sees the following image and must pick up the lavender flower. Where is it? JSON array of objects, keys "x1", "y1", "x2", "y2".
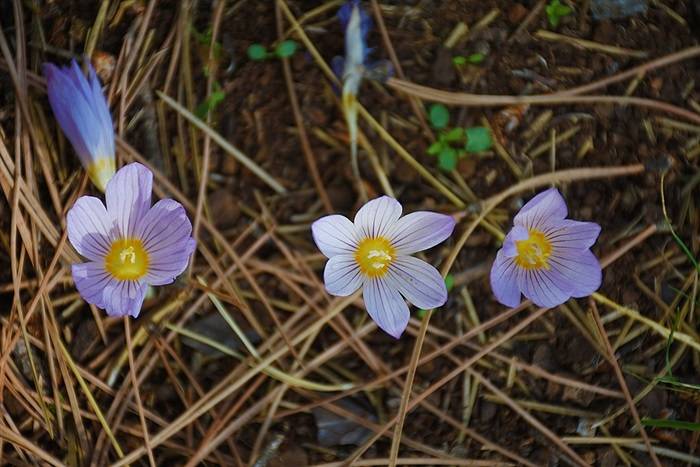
[
  {"x1": 67, "y1": 163, "x2": 195, "y2": 318},
  {"x1": 490, "y1": 188, "x2": 602, "y2": 308},
  {"x1": 44, "y1": 59, "x2": 115, "y2": 191},
  {"x1": 312, "y1": 196, "x2": 455, "y2": 338}
]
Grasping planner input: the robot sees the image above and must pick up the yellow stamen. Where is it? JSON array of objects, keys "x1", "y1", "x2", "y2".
[
  {"x1": 87, "y1": 157, "x2": 116, "y2": 192},
  {"x1": 514, "y1": 229, "x2": 552, "y2": 270},
  {"x1": 355, "y1": 236, "x2": 395, "y2": 278},
  {"x1": 105, "y1": 238, "x2": 149, "y2": 280}
]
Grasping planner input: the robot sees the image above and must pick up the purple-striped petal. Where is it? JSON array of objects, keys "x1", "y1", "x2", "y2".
[
  {"x1": 518, "y1": 268, "x2": 571, "y2": 308},
  {"x1": 354, "y1": 196, "x2": 402, "y2": 239},
  {"x1": 362, "y1": 278, "x2": 409, "y2": 339},
  {"x1": 106, "y1": 162, "x2": 152, "y2": 238},
  {"x1": 66, "y1": 196, "x2": 115, "y2": 261},
  {"x1": 490, "y1": 249, "x2": 522, "y2": 308},
  {"x1": 73, "y1": 261, "x2": 147, "y2": 317},
  {"x1": 388, "y1": 211, "x2": 455, "y2": 254},
  {"x1": 549, "y1": 249, "x2": 602, "y2": 298},
  {"x1": 545, "y1": 219, "x2": 601, "y2": 251},
  {"x1": 387, "y1": 256, "x2": 447, "y2": 310},
  {"x1": 72, "y1": 261, "x2": 112, "y2": 308},
  {"x1": 323, "y1": 255, "x2": 363, "y2": 296},
  {"x1": 135, "y1": 199, "x2": 194, "y2": 285},
  {"x1": 312, "y1": 215, "x2": 359, "y2": 258},
  {"x1": 102, "y1": 279, "x2": 148, "y2": 318},
  {"x1": 514, "y1": 188, "x2": 567, "y2": 230}
]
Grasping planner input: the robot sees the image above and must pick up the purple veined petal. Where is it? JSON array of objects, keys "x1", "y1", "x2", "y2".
[
  {"x1": 544, "y1": 219, "x2": 601, "y2": 252},
  {"x1": 43, "y1": 62, "x2": 98, "y2": 167},
  {"x1": 323, "y1": 254, "x2": 364, "y2": 296},
  {"x1": 103, "y1": 278, "x2": 148, "y2": 318},
  {"x1": 514, "y1": 188, "x2": 568, "y2": 230},
  {"x1": 548, "y1": 249, "x2": 602, "y2": 299},
  {"x1": 66, "y1": 196, "x2": 116, "y2": 261},
  {"x1": 72, "y1": 261, "x2": 112, "y2": 309},
  {"x1": 388, "y1": 211, "x2": 455, "y2": 254},
  {"x1": 387, "y1": 256, "x2": 447, "y2": 310},
  {"x1": 86, "y1": 63, "x2": 115, "y2": 158},
  {"x1": 353, "y1": 196, "x2": 402, "y2": 239},
  {"x1": 106, "y1": 162, "x2": 152, "y2": 238},
  {"x1": 362, "y1": 278, "x2": 410, "y2": 339},
  {"x1": 490, "y1": 249, "x2": 523, "y2": 308},
  {"x1": 501, "y1": 225, "x2": 528, "y2": 258},
  {"x1": 518, "y1": 267, "x2": 572, "y2": 308},
  {"x1": 135, "y1": 198, "x2": 195, "y2": 286},
  {"x1": 312, "y1": 214, "x2": 359, "y2": 258}
]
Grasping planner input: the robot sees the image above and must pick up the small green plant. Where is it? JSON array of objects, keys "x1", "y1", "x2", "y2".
[
  {"x1": 546, "y1": 0, "x2": 572, "y2": 27},
  {"x1": 426, "y1": 104, "x2": 493, "y2": 172},
  {"x1": 452, "y1": 53, "x2": 485, "y2": 67},
  {"x1": 247, "y1": 40, "x2": 299, "y2": 61},
  {"x1": 195, "y1": 81, "x2": 226, "y2": 119}
]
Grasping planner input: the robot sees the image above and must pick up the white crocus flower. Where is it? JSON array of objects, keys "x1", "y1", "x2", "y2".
[{"x1": 312, "y1": 196, "x2": 455, "y2": 338}]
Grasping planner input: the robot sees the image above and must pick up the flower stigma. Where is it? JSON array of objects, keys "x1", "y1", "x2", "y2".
[
  {"x1": 514, "y1": 230, "x2": 552, "y2": 270},
  {"x1": 355, "y1": 236, "x2": 396, "y2": 278},
  {"x1": 105, "y1": 238, "x2": 149, "y2": 280}
]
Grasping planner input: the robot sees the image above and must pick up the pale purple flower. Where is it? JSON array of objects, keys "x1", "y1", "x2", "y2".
[
  {"x1": 312, "y1": 196, "x2": 455, "y2": 338},
  {"x1": 67, "y1": 163, "x2": 195, "y2": 318},
  {"x1": 490, "y1": 188, "x2": 602, "y2": 308},
  {"x1": 44, "y1": 59, "x2": 115, "y2": 191}
]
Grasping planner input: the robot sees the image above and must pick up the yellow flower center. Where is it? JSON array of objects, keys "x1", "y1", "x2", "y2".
[
  {"x1": 105, "y1": 238, "x2": 149, "y2": 280},
  {"x1": 514, "y1": 229, "x2": 552, "y2": 270},
  {"x1": 355, "y1": 237, "x2": 396, "y2": 278}
]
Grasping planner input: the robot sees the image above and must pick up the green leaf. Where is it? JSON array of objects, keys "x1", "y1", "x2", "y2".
[
  {"x1": 546, "y1": 0, "x2": 572, "y2": 27},
  {"x1": 444, "y1": 274, "x2": 454, "y2": 292},
  {"x1": 275, "y1": 40, "x2": 298, "y2": 58},
  {"x1": 444, "y1": 127, "x2": 464, "y2": 143},
  {"x1": 427, "y1": 141, "x2": 444, "y2": 156},
  {"x1": 428, "y1": 104, "x2": 450, "y2": 129},
  {"x1": 467, "y1": 53, "x2": 485, "y2": 64},
  {"x1": 438, "y1": 147, "x2": 458, "y2": 172},
  {"x1": 464, "y1": 127, "x2": 493, "y2": 153},
  {"x1": 642, "y1": 418, "x2": 700, "y2": 431},
  {"x1": 247, "y1": 43, "x2": 268, "y2": 61},
  {"x1": 452, "y1": 56, "x2": 467, "y2": 66},
  {"x1": 194, "y1": 84, "x2": 226, "y2": 119}
]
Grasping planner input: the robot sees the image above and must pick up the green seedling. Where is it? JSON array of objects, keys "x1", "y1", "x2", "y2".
[
  {"x1": 426, "y1": 104, "x2": 494, "y2": 172},
  {"x1": 247, "y1": 40, "x2": 299, "y2": 61},
  {"x1": 452, "y1": 53, "x2": 485, "y2": 67},
  {"x1": 546, "y1": 0, "x2": 572, "y2": 27},
  {"x1": 195, "y1": 81, "x2": 226, "y2": 119}
]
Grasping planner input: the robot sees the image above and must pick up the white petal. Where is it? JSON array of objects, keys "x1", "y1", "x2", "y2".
[
  {"x1": 312, "y1": 215, "x2": 359, "y2": 257},
  {"x1": 387, "y1": 256, "x2": 447, "y2": 310},
  {"x1": 388, "y1": 211, "x2": 455, "y2": 254},
  {"x1": 362, "y1": 278, "x2": 409, "y2": 339},
  {"x1": 323, "y1": 255, "x2": 363, "y2": 296},
  {"x1": 354, "y1": 196, "x2": 402, "y2": 239}
]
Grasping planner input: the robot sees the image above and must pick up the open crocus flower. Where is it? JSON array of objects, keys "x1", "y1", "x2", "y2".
[
  {"x1": 44, "y1": 59, "x2": 115, "y2": 191},
  {"x1": 490, "y1": 188, "x2": 602, "y2": 308},
  {"x1": 67, "y1": 162, "x2": 195, "y2": 318},
  {"x1": 312, "y1": 196, "x2": 455, "y2": 338}
]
